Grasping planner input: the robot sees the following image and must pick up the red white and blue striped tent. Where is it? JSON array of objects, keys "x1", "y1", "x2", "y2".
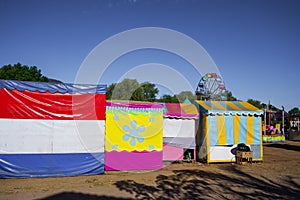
[
  {"x1": 196, "y1": 101, "x2": 263, "y2": 163},
  {"x1": 0, "y1": 80, "x2": 106, "y2": 178}
]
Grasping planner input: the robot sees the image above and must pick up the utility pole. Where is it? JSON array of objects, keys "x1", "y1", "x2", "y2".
[
  {"x1": 264, "y1": 108, "x2": 267, "y2": 136},
  {"x1": 282, "y1": 106, "x2": 285, "y2": 135}
]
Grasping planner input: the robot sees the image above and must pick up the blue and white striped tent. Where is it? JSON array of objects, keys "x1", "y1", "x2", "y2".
[{"x1": 196, "y1": 101, "x2": 263, "y2": 163}]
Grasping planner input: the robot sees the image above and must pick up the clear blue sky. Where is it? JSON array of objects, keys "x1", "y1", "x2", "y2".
[{"x1": 0, "y1": 0, "x2": 299, "y2": 111}]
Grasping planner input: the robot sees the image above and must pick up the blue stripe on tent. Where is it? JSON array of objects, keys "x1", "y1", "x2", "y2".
[
  {"x1": 231, "y1": 101, "x2": 246, "y2": 111},
  {"x1": 209, "y1": 115, "x2": 218, "y2": 146},
  {"x1": 239, "y1": 115, "x2": 247, "y2": 144},
  {"x1": 253, "y1": 117, "x2": 261, "y2": 144},
  {"x1": 0, "y1": 153, "x2": 104, "y2": 178},
  {"x1": 0, "y1": 80, "x2": 106, "y2": 94},
  {"x1": 225, "y1": 115, "x2": 234, "y2": 145},
  {"x1": 218, "y1": 101, "x2": 232, "y2": 111}
]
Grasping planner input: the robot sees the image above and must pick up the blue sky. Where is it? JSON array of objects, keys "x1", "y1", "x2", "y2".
[{"x1": 0, "y1": 0, "x2": 299, "y2": 111}]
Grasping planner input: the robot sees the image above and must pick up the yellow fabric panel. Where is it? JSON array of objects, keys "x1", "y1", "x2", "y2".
[
  {"x1": 181, "y1": 104, "x2": 198, "y2": 115},
  {"x1": 233, "y1": 115, "x2": 240, "y2": 144},
  {"x1": 205, "y1": 115, "x2": 210, "y2": 161},
  {"x1": 246, "y1": 115, "x2": 254, "y2": 144},
  {"x1": 259, "y1": 118, "x2": 263, "y2": 161},
  {"x1": 202, "y1": 115, "x2": 208, "y2": 146},
  {"x1": 211, "y1": 101, "x2": 226, "y2": 110},
  {"x1": 240, "y1": 101, "x2": 261, "y2": 111},
  {"x1": 105, "y1": 111, "x2": 163, "y2": 152},
  {"x1": 226, "y1": 101, "x2": 243, "y2": 111},
  {"x1": 216, "y1": 115, "x2": 226, "y2": 145},
  {"x1": 196, "y1": 101, "x2": 212, "y2": 110}
]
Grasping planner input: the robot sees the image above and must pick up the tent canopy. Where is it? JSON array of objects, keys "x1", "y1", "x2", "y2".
[
  {"x1": 183, "y1": 97, "x2": 192, "y2": 104},
  {"x1": 0, "y1": 79, "x2": 106, "y2": 94},
  {"x1": 196, "y1": 100, "x2": 263, "y2": 162},
  {"x1": 163, "y1": 103, "x2": 198, "y2": 119},
  {"x1": 197, "y1": 101, "x2": 263, "y2": 115}
]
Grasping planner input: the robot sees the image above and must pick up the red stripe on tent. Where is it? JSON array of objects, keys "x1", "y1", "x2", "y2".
[{"x1": 0, "y1": 89, "x2": 105, "y2": 120}]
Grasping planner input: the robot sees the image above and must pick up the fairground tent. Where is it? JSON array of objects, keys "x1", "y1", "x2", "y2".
[
  {"x1": 196, "y1": 101, "x2": 263, "y2": 163},
  {"x1": 163, "y1": 103, "x2": 198, "y2": 161},
  {"x1": 105, "y1": 101, "x2": 164, "y2": 171},
  {"x1": 0, "y1": 80, "x2": 106, "y2": 178}
]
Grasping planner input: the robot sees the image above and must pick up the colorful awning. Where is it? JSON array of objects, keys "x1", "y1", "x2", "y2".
[
  {"x1": 163, "y1": 103, "x2": 199, "y2": 119},
  {"x1": 196, "y1": 101, "x2": 263, "y2": 115}
]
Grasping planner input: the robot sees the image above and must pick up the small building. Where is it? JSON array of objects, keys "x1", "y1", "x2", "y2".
[
  {"x1": 162, "y1": 103, "x2": 198, "y2": 161},
  {"x1": 196, "y1": 101, "x2": 263, "y2": 163}
]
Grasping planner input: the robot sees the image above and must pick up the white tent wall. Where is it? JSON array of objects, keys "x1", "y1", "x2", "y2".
[
  {"x1": 0, "y1": 119, "x2": 105, "y2": 178},
  {"x1": 0, "y1": 119, "x2": 105, "y2": 153},
  {"x1": 163, "y1": 118, "x2": 195, "y2": 138}
]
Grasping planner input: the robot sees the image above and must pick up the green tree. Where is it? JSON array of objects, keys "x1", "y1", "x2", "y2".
[
  {"x1": 106, "y1": 83, "x2": 116, "y2": 100},
  {"x1": 110, "y1": 79, "x2": 141, "y2": 100},
  {"x1": 247, "y1": 99, "x2": 263, "y2": 109},
  {"x1": 225, "y1": 90, "x2": 238, "y2": 101},
  {"x1": 141, "y1": 82, "x2": 159, "y2": 102},
  {"x1": 106, "y1": 79, "x2": 159, "y2": 101},
  {"x1": 158, "y1": 94, "x2": 179, "y2": 103},
  {"x1": 0, "y1": 63, "x2": 49, "y2": 82},
  {"x1": 288, "y1": 107, "x2": 300, "y2": 115},
  {"x1": 176, "y1": 91, "x2": 196, "y2": 103}
]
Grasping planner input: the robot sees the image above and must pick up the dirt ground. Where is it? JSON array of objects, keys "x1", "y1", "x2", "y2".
[{"x1": 1, "y1": 141, "x2": 299, "y2": 200}]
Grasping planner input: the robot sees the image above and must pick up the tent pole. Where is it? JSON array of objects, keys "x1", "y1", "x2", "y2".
[
  {"x1": 282, "y1": 106, "x2": 285, "y2": 135},
  {"x1": 264, "y1": 109, "x2": 267, "y2": 136}
]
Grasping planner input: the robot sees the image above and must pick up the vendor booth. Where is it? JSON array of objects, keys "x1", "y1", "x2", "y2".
[
  {"x1": 196, "y1": 101, "x2": 263, "y2": 163},
  {"x1": 105, "y1": 101, "x2": 164, "y2": 171},
  {"x1": 0, "y1": 80, "x2": 106, "y2": 178},
  {"x1": 162, "y1": 103, "x2": 198, "y2": 161}
]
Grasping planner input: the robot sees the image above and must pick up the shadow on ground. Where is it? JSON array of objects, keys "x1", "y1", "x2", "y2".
[
  {"x1": 266, "y1": 143, "x2": 300, "y2": 152},
  {"x1": 37, "y1": 192, "x2": 132, "y2": 200},
  {"x1": 115, "y1": 166, "x2": 300, "y2": 200}
]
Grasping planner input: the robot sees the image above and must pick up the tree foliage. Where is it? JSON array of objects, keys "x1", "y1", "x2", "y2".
[
  {"x1": 247, "y1": 99, "x2": 263, "y2": 109},
  {"x1": 158, "y1": 94, "x2": 179, "y2": 103},
  {"x1": 106, "y1": 83, "x2": 116, "y2": 100},
  {"x1": 176, "y1": 91, "x2": 196, "y2": 103},
  {"x1": 106, "y1": 79, "x2": 159, "y2": 101},
  {"x1": 0, "y1": 63, "x2": 49, "y2": 82},
  {"x1": 225, "y1": 90, "x2": 238, "y2": 101},
  {"x1": 288, "y1": 107, "x2": 300, "y2": 115},
  {"x1": 141, "y1": 82, "x2": 159, "y2": 102}
]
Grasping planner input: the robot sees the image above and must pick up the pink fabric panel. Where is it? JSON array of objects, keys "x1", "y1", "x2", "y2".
[
  {"x1": 105, "y1": 151, "x2": 162, "y2": 171},
  {"x1": 164, "y1": 103, "x2": 198, "y2": 118},
  {"x1": 163, "y1": 144, "x2": 184, "y2": 161}
]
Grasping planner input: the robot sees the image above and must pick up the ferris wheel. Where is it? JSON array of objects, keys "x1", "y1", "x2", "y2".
[{"x1": 195, "y1": 73, "x2": 226, "y2": 100}]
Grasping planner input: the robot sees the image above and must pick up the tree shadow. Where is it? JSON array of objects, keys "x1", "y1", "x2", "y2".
[
  {"x1": 37, "y1": 191, "x2": 132, "y2": 200},
  {"x1": 266, "y1": 143, "x2": 300, "y2": 152},
  {"x1": 115, "y1": 166, "x2": 300, "y2": 199}
]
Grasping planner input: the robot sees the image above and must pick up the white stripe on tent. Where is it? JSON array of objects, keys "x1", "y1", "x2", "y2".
[
  {"x1": 0, "y1": 119, "x2": 104, "y2": 153},
  {"x1": 209, "y1": 145, "x2": 237, "y2": 161}
]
